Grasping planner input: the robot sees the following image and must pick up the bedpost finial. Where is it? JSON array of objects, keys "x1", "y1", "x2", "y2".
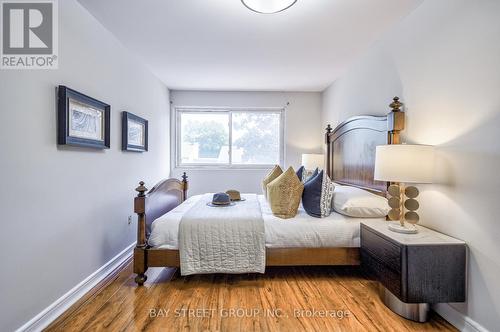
[
  {"x1": 390, "y1": 96, "x2": 403, "y2": 112},
  {"x1": 181, "y1": 172, "x2": 188, "y2": 200},
  {"x1": 135, "y1": 181, "x2": 148, "y2": 197},
  {"x1": 325, "y1": 124, "x2": 333, "y2": 144}
]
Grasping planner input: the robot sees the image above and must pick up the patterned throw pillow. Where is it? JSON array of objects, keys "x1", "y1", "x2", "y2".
[
  {"x1": 262, "y1": 165, "x2": 283, "y2": 199},
  {"x1": 267, "y1": 167, "x2": 304, "y2": 219},
  {"x1": 302, "y1": 170, "x2": 335, "y2": 218}
]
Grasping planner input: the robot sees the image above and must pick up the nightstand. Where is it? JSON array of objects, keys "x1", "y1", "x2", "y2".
[{"x1": 360, "y1": 220, "x2": 466, "y2": 322}]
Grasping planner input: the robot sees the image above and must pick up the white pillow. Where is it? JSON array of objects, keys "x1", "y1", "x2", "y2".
[{"x1": 333, "y1": 185, "x2": 389, "y2": 218}]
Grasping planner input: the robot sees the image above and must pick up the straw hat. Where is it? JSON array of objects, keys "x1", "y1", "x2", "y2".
[{"x1": 226, "y1": 190, "x2": 245, "y2": 201}]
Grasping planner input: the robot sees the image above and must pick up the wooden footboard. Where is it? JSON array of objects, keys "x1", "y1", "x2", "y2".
[{"x1": 133, "y1": 173, "x2": 188, "y2": 285}]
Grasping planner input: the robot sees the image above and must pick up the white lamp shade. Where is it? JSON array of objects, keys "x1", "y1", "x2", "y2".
[
  {"x1": 301, "y1": 154, "x2": 324, "y2": 170},
  {"x1": 374, "y1": 145, "x2": 435, "y2": 183}
]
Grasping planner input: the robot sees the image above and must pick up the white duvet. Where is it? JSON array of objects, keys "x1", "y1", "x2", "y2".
[
  {"x1": 149, "y1": 194, "x2": 383, "y2": 249},
  {"x1": 178, "y1": 194, "x2": 265, "y2": 275}
]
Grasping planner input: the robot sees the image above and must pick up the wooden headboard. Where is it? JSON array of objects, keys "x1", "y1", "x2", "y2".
[
  {"x1": 134, "y1": 173, "x2": 188, "y2": 245},
  {"x1": 325, "y1": 97, "x2": 405, "y2": 195}
]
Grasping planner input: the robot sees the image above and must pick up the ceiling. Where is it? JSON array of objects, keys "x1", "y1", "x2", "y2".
[{"x1": 78, "y1": 0, "x2": 422, "y2": 91}]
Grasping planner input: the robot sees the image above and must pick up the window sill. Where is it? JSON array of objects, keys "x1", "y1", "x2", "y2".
[{"x1": 173, "y1": 165, "x2": 277, "y2": 171}]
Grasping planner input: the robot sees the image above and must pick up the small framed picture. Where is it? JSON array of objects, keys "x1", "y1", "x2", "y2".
[
  {"x1": 122, "y1": 111, "x2": 148, "y2": 152},
  {"x1": 57, "y1": 86, "x2": 110, "y2": 149}
]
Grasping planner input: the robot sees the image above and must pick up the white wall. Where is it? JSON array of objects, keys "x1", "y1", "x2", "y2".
[
  {"x1": 321, "y1": 1, "x2": 500, "y2": 330},
  {"x1": 0, "y1": 1, "x2": 170, "y2": 331},
  {"x1": 170, "y1": 91, "x2": 322, "y2": 195}
]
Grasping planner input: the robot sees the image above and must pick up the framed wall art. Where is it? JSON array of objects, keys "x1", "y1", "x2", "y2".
[
  {"x1": 57, "y1": 86, "x2": 110, "y2": 149},
  {"x1": 122, "y1": 111, "x2": 148, "y2": 152}
]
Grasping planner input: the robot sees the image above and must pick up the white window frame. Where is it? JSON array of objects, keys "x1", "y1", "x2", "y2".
[{"x1": 174, "y1": 106, "x2": 285, "y2": 169}]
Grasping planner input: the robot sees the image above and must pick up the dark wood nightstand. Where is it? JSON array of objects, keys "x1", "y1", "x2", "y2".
[{"x1": 360, "y1": 220, "x2": 466, "y2": 322}]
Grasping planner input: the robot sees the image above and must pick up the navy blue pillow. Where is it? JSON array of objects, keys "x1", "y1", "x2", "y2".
[
  {"x1": 296, "y1": 166, "x2": 305, "y2": 182},
  {"x1": 297, "y1": 166, "x2": 319, "y2": 183},
  {"x1": 305, "y1": 168, "x2": 319, "y2": 183},
  {"x1": 302, "y1": 170, "x2": 334, "y2": 218}
]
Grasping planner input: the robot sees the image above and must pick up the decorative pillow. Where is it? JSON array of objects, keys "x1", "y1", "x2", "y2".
[
  {"x1": 296, "y1": 166, "x2": 305, "y2": 181},
  {"x1": 296, "y1": 166, "x2": 319, "y2": 183},
  {"x1": 305, "y1": 168, "x2": 319, "y2": 183},
  {"x1": 262, "y1": 165, "x2": 283, "y2": 199},
  {"x1": 333, "y1": 185, "x2": 390, "y2": 218},
  {"x1": 267, "y1": 167, "x2": 304, "y2": 219},
  {"x1": 302, "y1": 170, "x2": 335, "y2": 218}
]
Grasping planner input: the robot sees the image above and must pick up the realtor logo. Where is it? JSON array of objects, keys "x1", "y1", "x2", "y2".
[{"x1": 1, "y1": 0, "x2": 58, "y2": 69}]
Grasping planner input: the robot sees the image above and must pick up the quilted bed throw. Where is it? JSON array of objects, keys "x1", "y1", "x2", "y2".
[{"x1": 179, "y1": 193, "x2": 265, "y2": 276}]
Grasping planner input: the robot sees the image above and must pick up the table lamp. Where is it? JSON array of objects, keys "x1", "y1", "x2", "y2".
[
  {"x1": 302, "y1": 153, "x2": 324, "y2": 170},
  {"x1": 374, "y1": 144, "x2": 435, "y2": 234},
  {"x1": 301, "y1": 154, "x2": 324, "y2": 178}
]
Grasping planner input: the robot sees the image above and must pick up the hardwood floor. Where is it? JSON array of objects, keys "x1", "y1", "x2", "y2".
[{"x1": 47, "y1": 262, "x2": 457, "y2": 332}]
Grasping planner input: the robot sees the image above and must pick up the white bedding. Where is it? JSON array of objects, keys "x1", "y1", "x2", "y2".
[
  {"x1": 148, "y1": 194, "x2": 384, "y2": 249},
  {"x1": 178, "y1": 193, "x2": 265, "y2": 275}
]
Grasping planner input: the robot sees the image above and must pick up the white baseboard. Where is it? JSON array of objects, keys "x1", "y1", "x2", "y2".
[
  {"x1": 16, "y1": 242, "x2": 136, "y2": 332},
  {"x1": 433, "y1": 303, "x2": 489, "y2": 332}
]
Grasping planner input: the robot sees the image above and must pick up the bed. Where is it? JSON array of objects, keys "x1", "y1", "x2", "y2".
[
  {"x1": 149, "y1": 194, "x2": 372, "y2": 250},
  {"x1": 132, "y1": 97, "x2": 405, "y2": 285}
]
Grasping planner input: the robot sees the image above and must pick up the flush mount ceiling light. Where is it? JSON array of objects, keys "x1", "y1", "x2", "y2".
[{"x1": 241, "y1": 0, "x2": 297, "y2": 14}]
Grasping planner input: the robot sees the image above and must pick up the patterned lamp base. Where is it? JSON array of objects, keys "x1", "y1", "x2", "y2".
[{"x1": 387, "y1": 184, "x2": 420, "y2": 234}]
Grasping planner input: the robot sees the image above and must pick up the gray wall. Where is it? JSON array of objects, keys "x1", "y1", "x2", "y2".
[
  {"x1": 170, "y1": 91, "x2": 323, "y2": 195},
  {"x1": 321, "y1": 0, "x2": 500, "y2": 330},
  {"x1": 0, "y1": 1, "x2": 170, "y2": 331}
]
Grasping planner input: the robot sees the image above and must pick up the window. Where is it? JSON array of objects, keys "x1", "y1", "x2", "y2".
[{"x1": 175, "y1": 107, "x2": 284, "y2": 168}]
